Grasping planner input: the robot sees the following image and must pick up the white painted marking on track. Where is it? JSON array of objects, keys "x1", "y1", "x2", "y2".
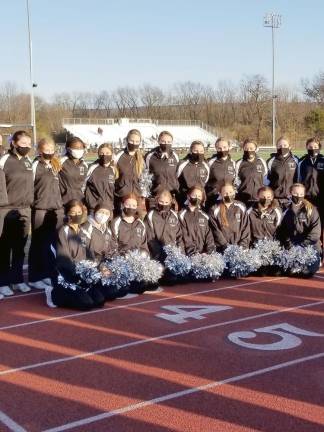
[
  {"x1": 42, "y1": 351, "x2": 324, "y2": 432},
  {"x1": 0, "y1": 410, "x2": 28, "y2": 432},
  {"x1": 1, "y1": 299, "x2": 323, "y2": 377},
  {"x1": 314, "y1": 274, "x2": 324, "y2": 280},
  {"x1": 0, "y1": 277, "x2": 284, "y2": 331},
  {"x1": 156, "y1": 304, "x2": 232, "y2": 324},
  {"x1": 228, "y1": 322, "x2": 324, "y2": 351}
]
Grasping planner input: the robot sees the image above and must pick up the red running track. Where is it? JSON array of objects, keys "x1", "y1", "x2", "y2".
[{"x1": 0, "y1": 273, "x2": 324, "y2": 432}]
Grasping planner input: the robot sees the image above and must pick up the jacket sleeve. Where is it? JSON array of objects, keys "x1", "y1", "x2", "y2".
[
  {"x1": 0, "y1": 169, "x2": 8, "y2": 207},
  {"x1": 237, "y1": 211, "x2": 250, "y2": 249},
  {"x1": 301, "y1": 207, "x2": 321, "y2": 247},
  {"x1": 180, "y1": 215, "x2": 197, "y2": 256},
  {"x1": 144, "y1": 215, "x2": 161, "y2": 259},
  {"x1": 55, "y1": 227, "x2": 77, "y2": 282}
]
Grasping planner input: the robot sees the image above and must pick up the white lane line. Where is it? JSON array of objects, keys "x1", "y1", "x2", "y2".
[
  {"x1": 0, "y1": 277, "x2": 283, "y2": 331},
  {"x1": 314, "y1": 275, "x2": 324, "y2": 280},
  {"x1": 0, "y1": 410, "x2": 27, "y2": 432},
  {"x1": 43, "y1": 351, "x2": 324, "y2": 432},
  {"x1": 1, "y1": 299, "x2": 323, "y2": 377}
]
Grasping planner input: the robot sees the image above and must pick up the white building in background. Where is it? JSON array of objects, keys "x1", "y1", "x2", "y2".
[{"x1": 62, "y1": 117, "x2": 218, "y2": 150}]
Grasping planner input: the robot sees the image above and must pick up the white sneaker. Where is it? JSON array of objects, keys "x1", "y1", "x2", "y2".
[
  {"x1": 0, "y1": 293, "x2": 4, "y2": 300},
  {"x1": 145, "y1": 286, "x2": 164, "y2": 294},
  {"x1": 0, "y1": 285, "x2": 14, "y2": 296},
  {"x1": 12, "y1": 283, "x2": 31, "y2": 293},
  {"x1": 121, "y1": 293, "x2": 139, "y2": 299},
  {"x1": 45, "y1": 285, "x2": 57, "y2": 308},
  {"x1": 42, "y1": 278, "x2": 52, "y2": 286},
  {"x1": 29, "y1": 280, "x2": 49, "y2": 290}
]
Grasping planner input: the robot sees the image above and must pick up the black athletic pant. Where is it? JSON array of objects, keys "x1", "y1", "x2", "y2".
[
  {"x1": 0, "y1": 208, "x2": 31, "y2": 286},
  {"x1": 51, "y1": 285, "x2": 105, "y2": 310},
  {"x1": 28, "y1": 208, "x2": 64, "y2": 282}
]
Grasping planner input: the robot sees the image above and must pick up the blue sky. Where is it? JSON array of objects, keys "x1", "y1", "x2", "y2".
[{"x1": 1, "y1": 0, "x2": 323, "y2": 99}]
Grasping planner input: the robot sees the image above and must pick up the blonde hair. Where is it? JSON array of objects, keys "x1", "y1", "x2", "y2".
[
  {"x1": 219, "y1": 182, "x2": 236, "y2": 228},
  {"x1": 127, "y1": 129, "x2": 144, "y2": 177},
  {"x1": 37, "y1": 137, "x2": 61, "y2": 174}
]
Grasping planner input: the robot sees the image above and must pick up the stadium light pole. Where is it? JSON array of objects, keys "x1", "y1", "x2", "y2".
[
  {"x1": 263, "y1": 13, "x2": 282, "y2": 148},
  {"x1": 26, "y1": 0, "x2": 37, "y2": 146}
]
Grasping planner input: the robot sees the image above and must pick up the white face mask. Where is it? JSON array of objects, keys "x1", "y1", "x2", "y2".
[
  {"x1": 70, "y1": 149, "x2": 84, "y2": 159},
  {"x1": 94, "y1": 213, "x2": 109, "y2": 225}
]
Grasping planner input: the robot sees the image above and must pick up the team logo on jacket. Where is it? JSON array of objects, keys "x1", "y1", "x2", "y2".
[
  {"x1": 108, "y1": 175, "x2": 115, "y2": 183},
  {"x1": 136, "y1": 227, "x2": 142, "y2": 236},
  {"x1": 317, "y1": 162, "x2": 324, "y2": 170},
  {"x1": 227, "y1": 166, "x2": 234, "y2": 174},
  {"x1": 79, "y1": 166, "x2": 85, "y2": 176},
  {"x1": 168, "y1": 158, "x2": 175, "y2": 166},
  {"x1": 24, "y1": 161, "x2": 32, "y2": 170},
  {"x1": 200, "y1": 169, "x2": 207, "y2": 179},
  {"x1": 256, "y1": 164, "x2": 263, "y2": 173},
  {"x1": 235, "y1": 213, "x2": 241, "y2": 222},
  {"x1": 169, "y1": 217, "x2": 177, "y2": 226},
  {"x1": 198, "y1": 218, "x2": 206, "y2": 226},
  {"x1": 288, "y1": 162, "x2": 296, "y2": 170},
  {"x1": 298, "y1": 214, "x2": 307, "y2": 223}
]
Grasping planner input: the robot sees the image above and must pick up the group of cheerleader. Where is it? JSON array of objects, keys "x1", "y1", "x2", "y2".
[{"x1": 0, "y1": 128, "x2": 322, "y2": 309}]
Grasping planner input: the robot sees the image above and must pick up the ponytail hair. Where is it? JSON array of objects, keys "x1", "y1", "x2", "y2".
[
  {"x1": 126, "y1": 129, "x2": 144, "y2": 177},
  {"x1": 219, "y1": 182, "x2": 236, "y2": 227},
  {"x1": 38, "y1": 137, "x2": 61, "y2": 174}
]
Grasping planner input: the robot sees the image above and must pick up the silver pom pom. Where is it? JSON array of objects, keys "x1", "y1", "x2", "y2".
[
  {"x1": 253, "y1": 239, "x2": 283, "y2": 267},
  {"x1": 75, "y1": 260, "x2": 101, "y2": 285},
  {"x1": 280, "y1": 245, "x2": 320, "y2": 275},
  {"x1": 101, "y1": 255, "x2": 135, "y2": 291},
  {"x1": 163, "y1": 245, "x2": 192, "y2": 277},
  {"x1": 223, "y1": 245, "x2": 262, "y2": 278},
  {"x1": 139, "y1": 169, "x2": 154, "y2": 198},
  {"x1": 125, "y1": 249, "x2": 163, "y2": 283},
  {"x1": 57, "y1": 274, "x2": 79, "y2": 291},
  {"x1": 190, "y1": 252, "x2": 225, "y2": 280}
]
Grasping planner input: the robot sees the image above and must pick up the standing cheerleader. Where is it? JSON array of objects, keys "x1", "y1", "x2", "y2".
[
  {"x1": 179, "y1": 185, "x2": 215, "y2": 256},
  {"x1": 48, "y1": 200, "x2": 105, "y2": 310},
  {"x1": 206, "y1": 137, "x2": 235, "y2": 210},
  {"x1": 84, "y1": 143, "x2": 117, "y2": 213},
  {"x1": 247, "y1": 186, "x2": 282, "y2": 245},
  {"x1": 267, "y1": 136, "x2": 298, "y2": 209},
  {"x1": 0, "y1": 131, "x2": 33, "y2": 296},
  {"x1": 144, "y1": 190, "x2": 184, "y2": 261},
  {"x1": 209, "y1": 183, "x2": 250, "y2": 252},
  {"x1": 59, "y1": 136, "x2": 88, "y2": 206},
  {"x1": 28, "y1": 138, "x2": 64, "y2": 289},
  {"x1": 145, "y1": 131, "x2": 179, "y2": 205},
  {"x1": 235, "y1": 139, "x2": 268, "y2": 207},
  {"x1": 177, "y1": 141, "x2": 210, "y2": 206},
  {"x1": 115, "y1": 129, "x2": 144, "y2": 202}
]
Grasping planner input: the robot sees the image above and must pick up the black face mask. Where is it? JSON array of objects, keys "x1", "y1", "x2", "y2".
[
  {"x1": 99, "y1": 154, "x2": 112, "y2": 165},
  {"x1": 127, "y1": 143, "x2": 139, "y2": 152},
  {"x1": 158, "y1": 203, "x2": 171, "y2": 213},
  {"x1": 190, "y1": 153, "x2": 204, "y2": 163},
  {"x1": 69, "y1": 214, "x2": 83, "y2": 224},
  {"x1": 217, "y1": 150, "x2": 229, "y2": 159},
  {"x1": 223, "y1": 195, "x2": 234, "y2": 204},
  {"x1": 308, "y1": 149, "x2": 319, "y2": 157},
  {"x1": 189, "y1": 197, "x2": 201, "y2": 206},
  {"x1": 42, "y1": 153, "x2": 54, "y2": 160},
  {"x1": 16, "y1": 146, "x2": 30, "y2": 157},
  {"x1": 159, "y1": 144, "x2": 171, "y2": 153},
  {"x1": 244, "y1": 150, "x2": 256, "y2": 159},
  {"x1": 124, "y1": 207, "x2": 137, "y2": 217},
  {"x1": 291, "y1": 195, "x2": 303, "y2": 205},
  {"x1": 278, "y1": 148, "x2": 290, "y2": 156},
  {"x1": 259, "y1": 198, "x2": 272, "y2": 207}
]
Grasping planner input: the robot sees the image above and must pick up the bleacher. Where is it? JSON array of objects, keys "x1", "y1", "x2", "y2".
[{"x1": 62, "y1": 118, "x2": 217, "y2": 149}]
